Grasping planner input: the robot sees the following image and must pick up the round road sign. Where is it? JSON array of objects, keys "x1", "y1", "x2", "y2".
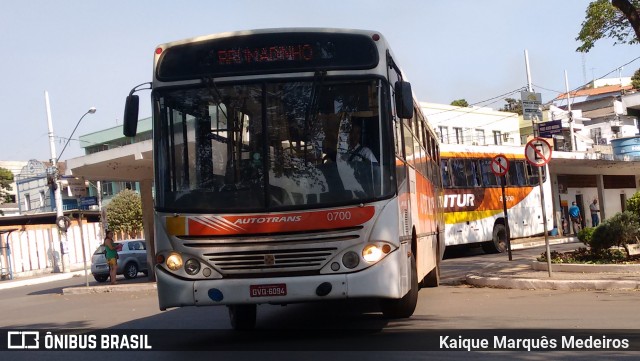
[
  {"x1": 525, "y1": 137, "x2": 552, "y2": 167},
  {"x1": 490, "y1": 154, "x2": 509, "y2": 176}
]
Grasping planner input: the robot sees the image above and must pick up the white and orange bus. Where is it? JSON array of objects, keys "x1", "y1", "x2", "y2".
[
  {"x1": 123, "y1": 28, "x2": 444, "y2": 329},
  {"x1": 439, "y1": 143, "x2": 553, "y2": 253}
]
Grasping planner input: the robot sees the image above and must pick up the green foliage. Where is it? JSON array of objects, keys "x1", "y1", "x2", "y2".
[
  {"x1": 450, "y1": 99, "x2": 469, "y2": 107},
  {"x1": 0, "y1": 167, "x2": 14, "y2": 215},
  {"x1": 626, "y1": 190, "x2": 640, "y2": 217},
  {"x1": 576, "y1": 0, "x2": 640, "y2": 53},
  {"x1": 589, "y1": 211, "x2": 640, "y2": 252},
  {"x1": 577, "y1": 226, "x2": 595, "y2": 245},
  {"x1": 632, "y1": 68, "x2": 640, "y2": 89},
  {"x1": 538, "y1": 247, "x2": 629, "y2": 264},
  {"x1": 499, "y1": 98, "x2": 522, "y2": 115},
  {"x1": 106, "y1": 189, "x2": 143, "y2": 238}
]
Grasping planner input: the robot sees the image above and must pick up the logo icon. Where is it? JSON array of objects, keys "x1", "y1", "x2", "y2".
[{"x1": 7, "y1": 331, "x2": 40, "y2": 349}]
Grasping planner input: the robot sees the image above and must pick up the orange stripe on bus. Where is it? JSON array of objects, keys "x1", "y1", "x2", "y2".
[{"x1": 167, "y1": 206, "x2": 376, "y2": 236}]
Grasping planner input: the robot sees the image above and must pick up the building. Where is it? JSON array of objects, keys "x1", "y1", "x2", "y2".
[
  {"x1": 421, "y1": 103, "x2": 521, "y2": 146},
  {"x1": 77, "y1": 117, "x2": 152, "y2": 204}
]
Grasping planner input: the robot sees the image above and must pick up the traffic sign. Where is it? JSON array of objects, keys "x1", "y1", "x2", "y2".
[
  {"x1": 490, "y1": 154, "x2": 509, "y2": 176},
  {"x1": 66, "y1": 177, "x2": 87, "y2": 198},
  {"x1": 525, "y1": 137, "x2": 552, "y2": 167},
  {"x1": 521, "y1": 91, "x2": 543, "y2": 121}
]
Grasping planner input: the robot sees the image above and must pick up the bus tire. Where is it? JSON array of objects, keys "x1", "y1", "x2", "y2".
[
  {"x1": 380, "y1": 254, "x2": 418, "y2": 318},
  {"x1": 228, "y1": 304, "x2": 257, "y2": 331},
  {"x1": 482, "y1": 224, "x2": 507, "y2": 254}
]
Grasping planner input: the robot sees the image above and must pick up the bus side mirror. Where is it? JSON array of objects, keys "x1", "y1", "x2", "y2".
[
  {"x1": 395, "y1": 81, "x2": 414, "y2": 119},
  {"x1": 123, "y1": 95, "x2": 139, "y2": 137}
]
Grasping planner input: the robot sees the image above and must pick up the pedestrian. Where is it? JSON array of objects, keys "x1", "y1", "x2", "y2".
[
  {"x1": 568, "y1": 201, "x2": 582, "y2": 236},
  {"x1": 103, "y1": 230, "x2": 118, "y2": 285},
  {"x1": 589, "y1": 199, "x2": 600, "y2": 227}
]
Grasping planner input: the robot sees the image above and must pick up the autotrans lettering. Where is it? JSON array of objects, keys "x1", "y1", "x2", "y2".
[
  {"x1": 234, "y1": 216, "x2": 303, "y2": 225},
  {"x1": 218, "y1": 44, "x2": 313, "y2": 65}
]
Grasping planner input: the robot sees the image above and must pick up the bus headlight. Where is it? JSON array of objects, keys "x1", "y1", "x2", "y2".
[
  {"x1": 166, "y1": 253, "x2": 183, "y2": 271},
  {"x1": 184, "y1": 258, "x2": 201, "y2": 275},
  {"x1": 342, "y1": 251, "x2": 360, "y2": 269},
  {"x1": 362, "y1": 243, "x2": 393, "y2": 263}
]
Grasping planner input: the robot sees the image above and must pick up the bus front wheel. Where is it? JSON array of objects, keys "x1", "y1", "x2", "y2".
[
  {"x1": 228, "y1": 304, "x2": 257, "y2": 330},
  {"x1": 380, "y1": 254, "x2": 418, "y2": 318},
  {"x1": 482, "y1": 224, "x2": 507, "y2": 254}
]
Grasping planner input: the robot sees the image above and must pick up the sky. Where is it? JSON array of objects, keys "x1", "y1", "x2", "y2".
[{"x1": 0, "y1": 0, "x2": 638, "y2": 162}]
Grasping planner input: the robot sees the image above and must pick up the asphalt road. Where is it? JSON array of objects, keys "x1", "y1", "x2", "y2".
[{"x1": 2, "y1": 243, "x2": 639, "y2": 360}]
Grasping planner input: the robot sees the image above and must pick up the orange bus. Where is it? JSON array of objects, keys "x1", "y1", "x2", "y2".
[
  {"x1": 123, "y1": 28, "x2": 444, "y2": 329},
  {"x1": 440, "y1": 143, "x2": 553, "y2": 253}
]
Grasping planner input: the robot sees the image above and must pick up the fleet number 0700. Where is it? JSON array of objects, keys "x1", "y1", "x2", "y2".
[{"x1": 326, "y1": 211, "x2": 352, "y2": 221}]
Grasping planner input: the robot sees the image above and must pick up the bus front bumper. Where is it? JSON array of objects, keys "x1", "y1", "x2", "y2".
[{"x1": 156, "y1": 249, "x2": 405, "y2": 310}]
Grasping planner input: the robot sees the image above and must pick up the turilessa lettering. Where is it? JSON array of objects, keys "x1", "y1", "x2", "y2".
[
  {"x1": 234, "y1": 216, "x2": 302, "y2": 225},
  {"x1": 218, "y1": 45, "x2": 313, "y2": 65}
]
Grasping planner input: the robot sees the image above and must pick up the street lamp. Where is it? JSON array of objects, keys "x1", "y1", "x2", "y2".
[
  {"x1": 58, "y1": 106, "x2": 97, "y2": 160},
  {"x1": 44, "y1": 90, "x2": 96, "y2": 272}
]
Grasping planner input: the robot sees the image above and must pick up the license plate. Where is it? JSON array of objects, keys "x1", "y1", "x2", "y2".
[{"x1": 250, "y1": 284, "x2": 287, "y2": 297}]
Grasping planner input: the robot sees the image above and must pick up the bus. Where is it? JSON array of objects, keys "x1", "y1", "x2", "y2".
[
  {"x1": 439, "y1": 143, "x2": 553, "y2": 253},
  {"x1": 122, "y1": 28, "x2": 444, "y2": 329}
]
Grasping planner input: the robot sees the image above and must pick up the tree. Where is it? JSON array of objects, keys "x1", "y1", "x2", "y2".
[
  {"x1": 500, "y1": 98, "x2": 523, "y2": 115},
  {"x1": 632, "y1": 68, "x2": 640, "y2": 88},
  {"x1": 576, "y1": 0, "x2": 640, "y2": 52},
  {"x1": 0, "y1": 167, "x2": 14, "y2": 215},
  {"x1": 106, "y1": 189, "x2": 143, "y2": 239},
  {"x1": 450, "y1": 99, "x2": 469, "y2": 107}
]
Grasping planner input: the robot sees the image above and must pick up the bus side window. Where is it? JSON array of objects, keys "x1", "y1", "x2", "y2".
[
  {"x1": 480, "y1": 159, "x2": 498, "y2": 186},
  {"x1": 440, "y1": 159, "x2": 451, "y2": 188},
  {"x1": 467, "y1": 159, "x2": 481, "y2": 187},
  {"x1": 451, "y1": 159, "x2": 466, "y2": 187},
  {"x1": 508, "y1": 161, "x2": 526, "y2": 186}
]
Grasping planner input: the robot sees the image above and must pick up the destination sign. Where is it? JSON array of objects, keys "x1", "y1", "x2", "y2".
[{"x1": 156, "y1": 32, "x2": 379, "y2": 81}]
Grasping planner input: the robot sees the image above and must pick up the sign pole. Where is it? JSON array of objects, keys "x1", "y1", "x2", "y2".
[
  {"x1": 539, "y1": 166, "x2": 551, "y2": 277},
  {"x1": 491, "y1": 154, "x2": 511, "y2": 260},
  {"x1": 501, "y1": 174, "x2": 512, "y2": 261},
  {"x1": 78, "y1": 209, "x2": 89, "y2": 287},
  {"x1": 525, "y1": 138, "x2": 553, "y2": 277},
  {"x1": 500, "y1": 174, "x2": 513, "y2": 261}
]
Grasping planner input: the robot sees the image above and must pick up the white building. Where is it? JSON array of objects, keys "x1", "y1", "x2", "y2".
[{"x1": 421, "y1": 103, "x2": 521, "y2": 146}]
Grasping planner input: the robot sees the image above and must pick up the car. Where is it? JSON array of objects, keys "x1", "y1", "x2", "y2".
[{"x1": 91, "y1": 239, "x2": 149, "y2": 283}]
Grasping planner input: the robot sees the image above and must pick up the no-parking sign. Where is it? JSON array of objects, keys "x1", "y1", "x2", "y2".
[{"x1": 525, "y1": 138, "x2": 552, "y2": 167}]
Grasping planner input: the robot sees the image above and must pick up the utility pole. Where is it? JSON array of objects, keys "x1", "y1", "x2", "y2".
[
  {"x1": 565, "y1": 71, "x2": 575, "y2": 152},
  {"x1": 45, "y1": 91, "x2": 69, "y2": 273}
]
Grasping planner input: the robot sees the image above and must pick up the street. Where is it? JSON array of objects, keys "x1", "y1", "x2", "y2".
[{"x1": 1, "y1": 244, "x2": 639, "y2": 359}]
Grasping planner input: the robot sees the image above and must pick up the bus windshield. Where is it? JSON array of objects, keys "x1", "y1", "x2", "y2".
[{"x1": 153, "y1": 77, "x2": 394, "y2": 213}]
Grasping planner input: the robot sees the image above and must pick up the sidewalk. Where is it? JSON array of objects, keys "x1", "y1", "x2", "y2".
[
  {"x1": 464, "y1": 236, "x2": 640, "y2": 290},
  {"x1": 1, "y1": 236, "x2": 639, "y2": 293}
]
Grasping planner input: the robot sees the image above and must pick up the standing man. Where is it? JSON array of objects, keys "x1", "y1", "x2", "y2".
[
  {"x1": 568, "y1": 201, "x2": 582, "y2": 236},
  {"x1": 104, "y1": 230, "x2": 118, "y2": 285},
  {"x1": 590, "y1": 199, "x2": 600, "y2": 227}
]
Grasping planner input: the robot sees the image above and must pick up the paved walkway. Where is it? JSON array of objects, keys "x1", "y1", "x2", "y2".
[
  {"x1": 462, "y1": 236, "x2": 640, "y2": 290},
  {"x1": 1, "y1": 235, "x2": 638, "y2": 293}
]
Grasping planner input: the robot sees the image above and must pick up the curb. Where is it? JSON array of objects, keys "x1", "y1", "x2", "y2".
[
  {"x1": 465, "y1": 274, "x2": 640, "y2": 290},
  {"x1": 532, "y1": 261, "x2": 640, "y2": 273},
  {"x1": 62, "y1": 283, "x2": 157, "y2": 295},
  {"x1": 510, "y1": 237, "x2": 578, "y2": 250},
  {"x1": 0, "y1": 271, "x2": 86, "y2": 290}
]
